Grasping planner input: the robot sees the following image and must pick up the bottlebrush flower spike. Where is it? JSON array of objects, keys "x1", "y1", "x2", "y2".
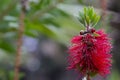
[{"x1": 67, "y1": 7, "x2": 112, "y2": 80}]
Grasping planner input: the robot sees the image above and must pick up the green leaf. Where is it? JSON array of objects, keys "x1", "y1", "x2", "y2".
[
  {"x1": 79, "y1": 7, "x2": 100, "y2": 27},
  {"x1": 0, "y1": 39, "x2": 15, "y2": 53},
  {"x1": 25, "y1": 20, "x2": 57, "y2": 38},
  {"x1": 92, "y1": 15, "x2": 100, "y2": 27},
  {"x1": 85, "y1": 15, "x2": 90, "y2": 26}
]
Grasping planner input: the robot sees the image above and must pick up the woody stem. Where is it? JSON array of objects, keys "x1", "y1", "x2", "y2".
[
  {"x1": 14, "y1": 0, "x2": 27, "y2": 80},
  {"x1": 86, "y1": 25, "x2": 90, "y2": 32},
  {"x1": 82, "y1": 74, "x2": 91, "y2": 80},
  {"x1": 87, "y1": 73, "x2": 91, "y2": 80}
]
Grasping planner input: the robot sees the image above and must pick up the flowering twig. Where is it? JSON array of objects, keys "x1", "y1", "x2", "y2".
[
  {"x1": 14, "y1": 0, "x2": 27, "y2": 80},
  {"x1": 67, "y1": 7, "x2": 112, "y2": 80}
]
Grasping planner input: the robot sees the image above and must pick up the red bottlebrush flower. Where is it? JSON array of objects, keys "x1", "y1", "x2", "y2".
[{"x1": 67, "y1": 29, "x2": 112, "y2": 77}]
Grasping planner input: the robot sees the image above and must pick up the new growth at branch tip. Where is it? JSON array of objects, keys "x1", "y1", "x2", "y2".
[{"x1": 78, "y1": 7, "x2": 100, "y2": 28}]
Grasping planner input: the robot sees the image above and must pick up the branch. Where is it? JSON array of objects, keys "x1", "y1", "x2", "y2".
[
  {"x1": 82, "y1": 74, "x2": 90, "y2": 80},
  {"x1": 14, "y1": 0, "x2": 27, "y2": 80}
]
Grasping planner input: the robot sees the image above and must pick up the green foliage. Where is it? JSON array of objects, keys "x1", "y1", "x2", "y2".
[
  {"x1": 0, "y1": 1, "x2": 102, "y2": 53},
  {"x1": 79, "y1": 7, "x2": 100, "y2": 27},
  {"x1": 0, "y1": 69, "x2": 24, "y2": 80},
  {"x1": 9, "y1": 71, "x2": 24, "y2": 80},
  {"x1": 0, "y1": 39, "x2": 15, "y2": 53},
  {"x1": 0, "y1": 0, "x2": 114, "y2": 80},
  {"x1": 25, "y1": 20, "x2": 57, "y2": 38},
  {"x1": 78, "y1": 0, "x2": 83, "y2": 4}
]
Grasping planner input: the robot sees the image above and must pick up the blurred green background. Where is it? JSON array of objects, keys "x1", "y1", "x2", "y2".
[{"x1": 0, "y1": 0, "x2": 119, "y2": 80}]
